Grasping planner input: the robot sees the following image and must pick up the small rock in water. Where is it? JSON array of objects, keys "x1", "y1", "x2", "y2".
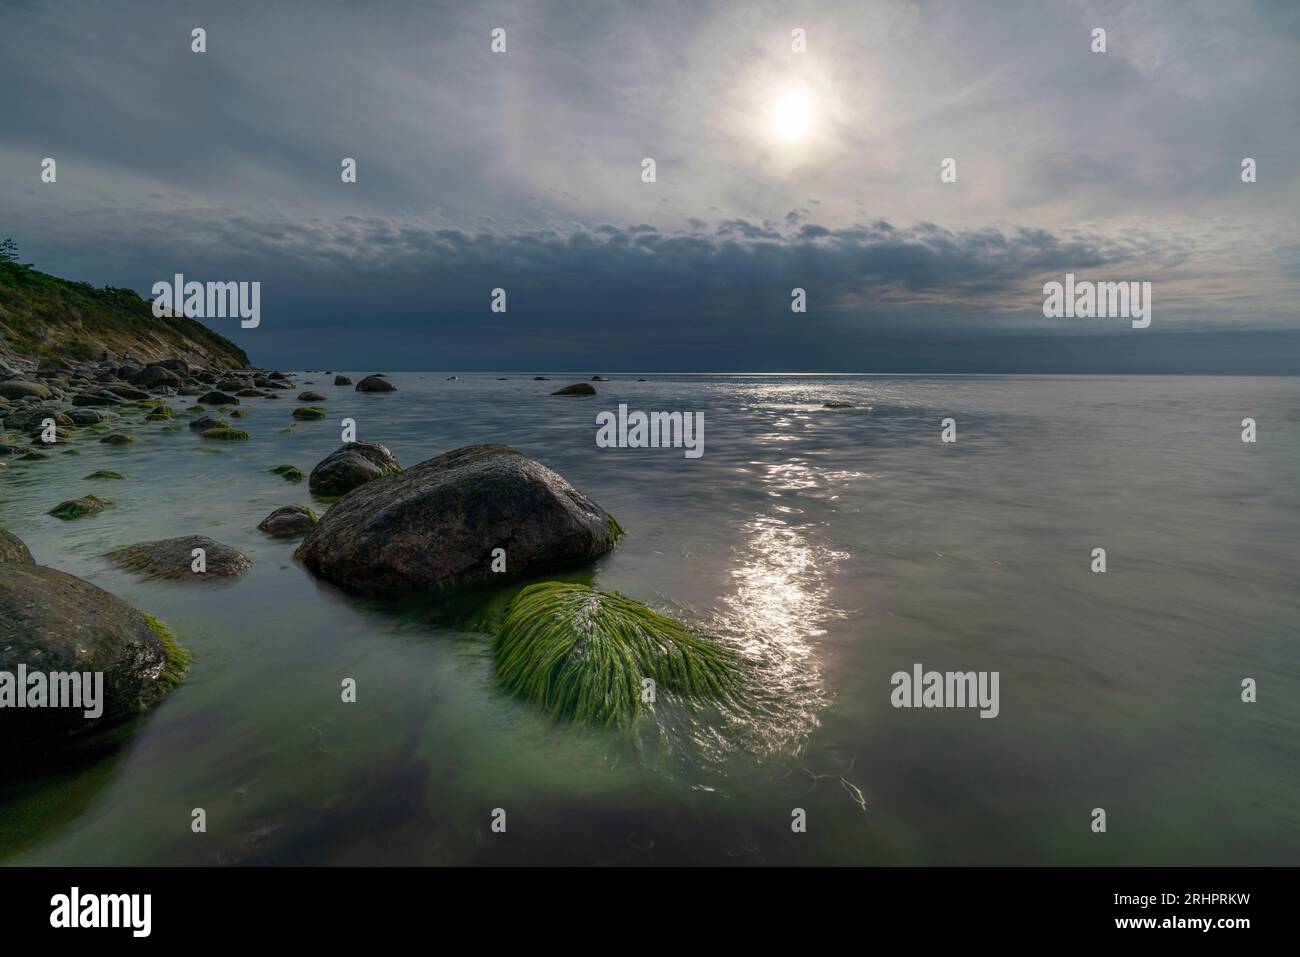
[
  {"x1": 292, "y1": 406, "x2": 327, "y2": 420},
  {"x1": 354, "y1": 374, "x2": 396, "y2": 393},
  {"x1": 297, "y1": 391, "x2": 327, "y2": 402},
  {"x1": 551, "y1": 382, "x2": 596, "y2": 396},
  {"x1": 271, "y1": 464, "x2": 305, "y2": 482},
  {"x1": 308, "y1": 441, "x2": 401, "y2": 496},
  {"x1": 48, "y1": 494, "x2": 113, "y2": 520},
  {"x1": 198, "y1": 391, "x2": 239, "y2": 405},
  {"x1": 189, "y1": 415, "x2": 228, "y2": 431},
  {"x1": 258, "y1": 504, "x2": 318, "y2": 538},
  {"x1": 100, "y1": 433, "x2": 135, "y2": 444},
  {"x1": 107, "y1": 534, "x2": 252, "y2": 580},
  {"x1": 333, "y1": 375, "x2": 352, "y2": 386}
]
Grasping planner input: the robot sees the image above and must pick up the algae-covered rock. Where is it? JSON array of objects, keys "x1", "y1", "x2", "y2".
[
  {"x1": 0, "y1": 563, "x2": 188, "y2": 751},
  {"x1": 107, "y1": 534, "x2": 251, "y2": 580},
  {"x1": 307, "y1": 441, "x2": 401, "y2": 496}
]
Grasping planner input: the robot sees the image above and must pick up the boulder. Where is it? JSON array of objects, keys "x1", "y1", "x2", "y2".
[
  {"x1": 189, "y1": 414, "x2": 227, "y2": 431},
  {"x1": 355, "y1": 375, "x2": 396, "y2": 393},
  {"x1": 197, "y1": 391, "x2": 239, "y2": 405},
  {"x1": 0, "y1": 379, "x2": 52, "y2": 400},
  {"x1": 297, "y1": 391, "x2": 327, "y2": 402},
  {"x1": 308, "y1": 441, "x2": 401, "y2": 496},
  {"x1": 48, "y1": 495, "x2": 113, "y2": 520},
  {"x1": 106, "y1": 535, "x2": 251, "y2": 580},
  {"x1": 294, "y1": 443, "x2": 622, "y2": 594},
  {"x1": 135, "y1": 366, "x2": 182, "y2": 389},
  {"x1": 72, "y1": 391, "x2": 124, "y2": 407},
  {"x1": 552, "y1": 383, "x2": 596, "y2": 396},
  {"x1": 0, "y1": 529, "x2": 34, "y2": 564},
  {"x1": 0, "y1": 562, "x2": 187, "y2": 750},
  {"x1": 258, "y1": 505, "x2": 318, "y2": 538},
  {"x1": 334, "y1": 375, "x2": 352, "y2": 386}
]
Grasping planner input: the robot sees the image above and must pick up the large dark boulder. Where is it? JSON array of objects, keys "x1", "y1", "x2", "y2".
[
  {"x1": 197, "y1": 391, "x2": 239, "y2": 405},
  {"x1": 355, "y1": 375, "x2": 396, "y2": 393},
  {"x1": 294, "y1": 443, "x2": 622, "y2": 594},
  {"x1": 0, "y1": 563, "x2": 186, "y2": 751},
  {"x1": 307, "y1": 442, "x2": 401, "y2": 496}
]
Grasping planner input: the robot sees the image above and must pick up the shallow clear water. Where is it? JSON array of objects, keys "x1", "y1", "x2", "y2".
[{"x1": 2, "y1": 373, "x2": 1298, "y2": 865}]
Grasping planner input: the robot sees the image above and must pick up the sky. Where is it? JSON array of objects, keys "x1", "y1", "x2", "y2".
[{"x1": 1, "y1": 0, "x2": 1297, "y2": 372}]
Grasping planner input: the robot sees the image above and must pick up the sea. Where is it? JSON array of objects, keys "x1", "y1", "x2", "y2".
[{"x1": 2, "y1": 373, "x2": 1297, "y2": 865}]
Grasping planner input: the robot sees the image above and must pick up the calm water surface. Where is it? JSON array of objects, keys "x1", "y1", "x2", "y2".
[{"x1": 2, "y1": 374, "x2": 1297, "y2": 864}]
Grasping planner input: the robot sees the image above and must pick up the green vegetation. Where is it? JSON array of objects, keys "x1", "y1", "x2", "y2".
[
  {"x1": 201, "y1": 427, "x2": 250, "y2": 440},
  {"x1": 142, "y1": 612, "x2": 191, "y2": 693},
  {"x1": 292, "y1": 406, "x2": 327, "y2": 420},
  {"x1": 494, "y1": 582, "x2": 739, "y2": 731}
]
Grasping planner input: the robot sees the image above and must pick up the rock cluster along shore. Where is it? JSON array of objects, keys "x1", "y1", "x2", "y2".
[{"x1": 3, "y1": 358, "x2": 738, "y2": 739}]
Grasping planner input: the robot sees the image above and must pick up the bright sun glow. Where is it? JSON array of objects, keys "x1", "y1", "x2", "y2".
[{"x1": 769, "y1": 89, "x2": 815, "y2": 141}]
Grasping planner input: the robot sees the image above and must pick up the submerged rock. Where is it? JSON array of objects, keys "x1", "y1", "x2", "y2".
[
  {"x1": 551, "y1": 382, "x2": 596, "y2": 396},
  {"x1": 200, "y1": 427, "x2": 249, "y2": 440},
  {"x1": 307, "y1": 441, "x2": 401, "y2": 496},
  {"x1": 0, "y1": 529, "x2": 34, "y2": 563},
  {"x1": 99, "y1": 433, "x2": 135, "y2": 445},
  {"x1": 822, "y1": 400, "x2": 854, "y2": 409},
  {"x1": 107, "y1": 535, "x2": 251, "y2": 580},
  {"x1": 189, "y1": 415, "x2": 228, "y2": 431},
  {"x1": 198, "y1": 391, "x2": 239, "y2": 405},
  {"x1": 270, "y1": 464, "x2": 305, "y2": 482},
  {"x1": 0, "y1": 563, "x2": 188, "y2": 751},
  {"x1": 334, "y1": 375, "x2": 352, "y2": 386},
  {"x1": 48, "y1": 495, "x2": 113, "y2": 520},
  {"x1": 292, "y1": 406, "x2": 326, "y2": 420},
  {"x1": 258, "y1": 504, "x2": 318, "y2": 538},
  {"x1": 355, "y1": 375, "x2": 396, "y2": 393},
  {"x1": 297, "y1": 391, "x2": 327, "y2": 402},
  {"x1": 295, "y1": 443, "x2": 623, "y2": 594}
]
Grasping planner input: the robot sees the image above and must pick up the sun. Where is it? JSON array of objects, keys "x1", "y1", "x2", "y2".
[{"x1": 769, "y1": 88, "x2": 815, "y2": 141}]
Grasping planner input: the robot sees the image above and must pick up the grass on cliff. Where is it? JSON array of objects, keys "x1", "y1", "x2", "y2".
[{"x1": 0, "y1": 256, "x2": 250, "y2": 367}]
